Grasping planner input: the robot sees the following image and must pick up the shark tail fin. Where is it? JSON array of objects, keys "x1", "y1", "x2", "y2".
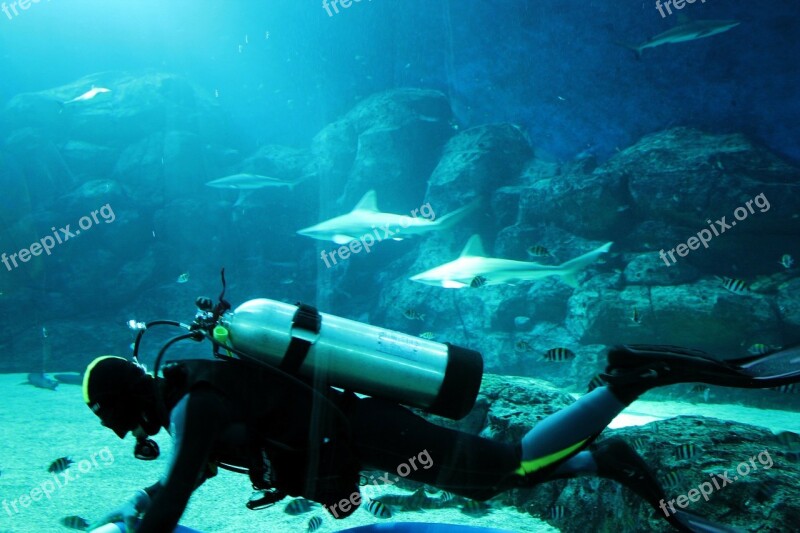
[
  {"x1": 612, "y1": 40, "x2": 642, "y2": 60},
  {"x1": 558, "y1": 242, "x2": 613, "y2": 288},
  {"x1": 434, "y1": 198, "x2": 481, "y2": 231}
]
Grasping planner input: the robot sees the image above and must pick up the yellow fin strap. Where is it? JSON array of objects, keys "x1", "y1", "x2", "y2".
[{"x1": 515, "y1": 438, "x2": 589, "y2": 476}]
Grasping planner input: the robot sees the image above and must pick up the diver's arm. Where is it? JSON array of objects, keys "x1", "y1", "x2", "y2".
[{"x1": 136, "y1": 387, "x2": 229, "y2": 533}]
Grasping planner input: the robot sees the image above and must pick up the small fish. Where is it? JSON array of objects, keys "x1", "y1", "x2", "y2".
[
  {"x1": 460, "y1": 499, "x2": 491, "y2": 516},
  {"x1": 60, "y1": 515, "x2": 89, "y2": 531},
  {"x1": 748, "y1": 343, "x2": 779, "y2": 356},
  {"x1": 718, "y1": 276, "x2": 748, "y2": 295},
  {"x1": 419, "y1": 332, "x2": 436, "y2": 340},
  {"x1": 514, "y1": 339, "x2": 532, "y2": 352},
  {"x1": 470, "y1": 275, "x2": 487, "y2": 288},
  {"x1": 548, "y1": 504, "x2": 566, "y2": 520},
  {"x1": 245, "y1": 34, "x2": 249, "y2": 45},
  {"x1": 365, "y1": 499, "x2": 392, "y2": 518},
  {"x1": 48, "y1": 456, "x2": 74, "y2": 473},
  {"x1": 674, "y1": 443, "x2": 699, "y2": 460},
  {"x1": 439, "y1": 491, "x2": 454, "y2": 503},
  {"x1": 631, "y1": 307, "x2": 641, "y2": 324},
  {"x1": 771, "y1": 383, "x2": 798, "y2": 394},
  {"x1": 779, "y1": 254, "x2": 794, "y2": 269},
  {"x1": 214, "y1": 88, "x2": 219, "y2": 98},
  {"x1": 238, "y1": 44, "x2": 243, "y2": 53},
  {"x1": 403, "y1": 309, "x2": 425, "y2": 321},
  {"x1": 285, "y1": 498, "x2": 313, "y2": 515},
  {"x1": 27, "y1": 372, "x2": 59, "y2": 390},
  {"x1": 662, "y1": 471, "x2": 683, "y2": 489},
  {"x1": 265, "y1": 31, "x2": 270, "y2": 39},
  {"x1": 587, "y1": 374, "x2": 605, "y2": 392},
  {"x1": 544, "y1": 347, "x2": 575, "y2": 362},
  {"x1": 526, "y1": 245, "x2": 552, "y2": 258},
  {"x1": 177, "y1": 273, "x2": 190, "y2": 284},
  {"x1": 306, "y1": 515, "x2": 323, "y2": 532},
  {"x1": 689, "y1": 384, "x2": 710, "y2": 395}
]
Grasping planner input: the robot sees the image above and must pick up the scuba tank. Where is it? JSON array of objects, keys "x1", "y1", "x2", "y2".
[{"x1": 216, "y1": 298, "x2": 483, "y2": 420}]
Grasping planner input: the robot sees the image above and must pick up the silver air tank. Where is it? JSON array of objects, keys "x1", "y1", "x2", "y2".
[{"x1": 219, "y1": 298, "x2": 483, "y2": 420}]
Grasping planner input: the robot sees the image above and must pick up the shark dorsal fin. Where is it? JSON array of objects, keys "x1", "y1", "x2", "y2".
[
  {"x1": 459, "y1": 234, "x2": 486, "y2": 257},
  {"x1": 353, "y1": 190, "x2": 378, "y2": 212}
]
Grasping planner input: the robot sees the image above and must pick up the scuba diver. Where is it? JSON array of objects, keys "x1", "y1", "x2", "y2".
[{"x1": 83, "y1": 293, "x2": 800, "y2": 533}]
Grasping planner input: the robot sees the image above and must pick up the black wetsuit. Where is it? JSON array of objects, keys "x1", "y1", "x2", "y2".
[{"x1": 137, "y1": 358, "x2": 521, "y2": 531}]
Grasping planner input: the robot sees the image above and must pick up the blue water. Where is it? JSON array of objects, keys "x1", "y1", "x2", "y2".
[{"x1": 1, "y1": 1, "x2": 799, "y2": 532}]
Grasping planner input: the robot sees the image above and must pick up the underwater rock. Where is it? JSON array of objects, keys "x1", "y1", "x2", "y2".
[
  {"x1": 518, "y1": 157, "x2": 631, "y2": 240},
  {"x1": 240, "y1": 144, "x2": 314, "y2": 183},
  {"x1": 776, "y1": 278, "x2": 800, "y2": 330},
  {"x1": 622, "y1": 251, "x2": 701, "y2": 286},
  {"x1": 310, "y1": 88, "x2": 454, "y2": 208},
  {"x1": 3, "y1": 72, "x2": 230, "y2": 147},
  {"x1": 612, "y1": 127, "x2": 800, "y2": 235},
  {"x1": 60, "y1": 140, "x2": 117, "y2": 178},
  {"x1": 567, "y1": 280, "x2": 781, "y2": 355},
  {"x1": 426, "y1": 123, "x2": 532, "y2": 216}
]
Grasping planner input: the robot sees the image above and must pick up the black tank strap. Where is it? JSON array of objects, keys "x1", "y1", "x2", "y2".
[{"x1": 279, "y1": 303, "x2": 321, "y2": 374}]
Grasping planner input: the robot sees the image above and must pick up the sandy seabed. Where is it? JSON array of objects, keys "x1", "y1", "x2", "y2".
[{"x1": 2, "y1": 374, "x2": 797, "y2": 533}]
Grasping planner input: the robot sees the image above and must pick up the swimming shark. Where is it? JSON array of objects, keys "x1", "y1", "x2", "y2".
[
  {"x1": 206, "y1": 173, "x2": 306, "y2": 190},
  {"x1": 64, "y1": 86, "x2": 111, "y2": 104},
  {"x1": 618, "y1": 17, "x2": 740, "y2": 59},
  {"x1": 409, "y1": 234, "x2": 612, "y2": 288},
  {"x1": 297, "y1": 190, "x2": 478, "y2": 245}
]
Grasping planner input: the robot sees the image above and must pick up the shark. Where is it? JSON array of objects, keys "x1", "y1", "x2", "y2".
[
  {"x1": 297, "y1": 190, "x2": 478, "y2": 245},
  {"x1": 409, "y1": 234, "x2": 612, "y2": 288},
  {"x1": 618, "y1": 17, "x2": 740, "y2": 59},
  {"x1": 64, "y1": 86, "x2": 111, "y2": 104},
  {"x1": 206, "y1": 173, "x2": 307, "y2": 190}
]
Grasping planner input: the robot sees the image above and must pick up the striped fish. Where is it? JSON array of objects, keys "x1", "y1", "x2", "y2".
[
  {"x1": 527, "y1": 245, "x2": 552, "y2": 258},
  {"x1": 548, "y1": 504, "x2": 566, "y2": 520},
  {"x1": 470, "y1": 275, "x2": 487, "y2": 288},
  {"x1": 544, "y1": 347, "x2": 575, "y2": 362},
  {"x1": 587, "y1": 374, "x2": 605, "y2": 392},
  {"x1": 48, "y1": 456, "x2": 74, "y2": 473},
  {"x1": 718, "y1": 276, "x2": 748, "y2": 294},
  {"x1": 307, "y1": 515, "x2": 323, "y2": 532},
  {"x1": 365, "y1": 499, "x2": 392, "y2": 518},
  {"x1": 630, "y1": 437, "x2": 647, "y2": 451},
  {"x1": 284, "y1": 498, "x2": 313, "y2": 515},
  {"x1": 460, "y1": 499, "x2": 491, "y2": 516},
  {"x1": 662, "y1": 471, "x2": 683, "y2": 488},
  {"x1": 60, "y1": 515, "x2": 89, "y2": 531},
  {"x1": 419, "y1": 332, "x2": 436, "y2": 340},
  {"x1": 771, "y1": 383, "x2": 798, "y2": 394},
  {"x1": 674, "y1": 443, "x2": 699, "y2": 460}
]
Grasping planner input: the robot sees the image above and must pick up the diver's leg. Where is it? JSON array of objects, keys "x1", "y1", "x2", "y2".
[
  {"x1": 348, "y1": 397, "x2": 520, "y2": 500},
  {"x1": 515, "y1": 386, "x2": 625, "y2": 479}
]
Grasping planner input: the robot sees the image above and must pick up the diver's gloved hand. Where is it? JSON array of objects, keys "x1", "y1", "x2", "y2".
[{"x1": 88, "y1": 489, "x2": 150, "y2": 532}]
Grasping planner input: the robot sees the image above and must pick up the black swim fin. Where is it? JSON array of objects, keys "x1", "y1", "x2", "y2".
[{"x1": 602, "y1": 344, "x2": 800, "y2": 391}]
